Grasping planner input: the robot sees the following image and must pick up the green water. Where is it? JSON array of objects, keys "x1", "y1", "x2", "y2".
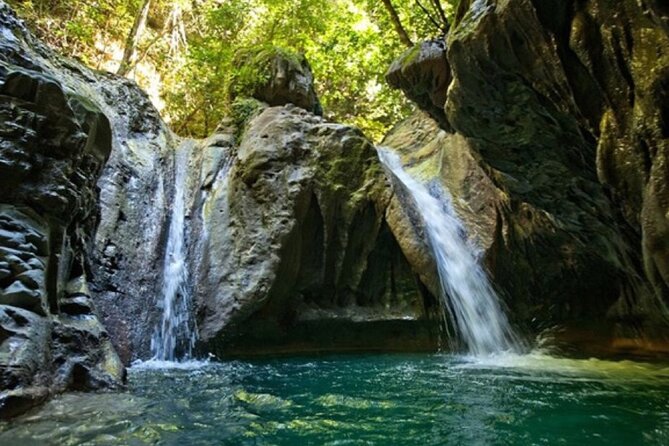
[{"x1": 2, "y1": 353, "x2": 669, "y2": 445}]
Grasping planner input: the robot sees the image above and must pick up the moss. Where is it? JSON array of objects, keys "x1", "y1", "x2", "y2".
[
  {"x1": 230, "y1": 97, "x2": 265, "y2": 141},
  {"x1": 400, "y1": 45, "x2": 422, "y2": 71},
  {"x1": 229, "y1": 45, "x2": 306, "y2": 100},
  {"x1": 447, "y1": 0, "x2": 491, "y2": 42}
]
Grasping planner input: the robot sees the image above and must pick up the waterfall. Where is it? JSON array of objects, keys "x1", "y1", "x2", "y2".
[
  {"x1": 151, "y1": 143, "x2": 197, "y2": 361},
  {"x1": 377, "y1": 148, "x2": 519, "y2": 355}
]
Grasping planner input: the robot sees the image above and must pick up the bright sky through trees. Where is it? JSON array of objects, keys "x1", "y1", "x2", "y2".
[{"x1": 10, "y1": 0, "x2": 454, "y2": 140}]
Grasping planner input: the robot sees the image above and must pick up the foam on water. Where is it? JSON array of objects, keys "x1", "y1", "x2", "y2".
[
  {"x1": 131, "y1": 358, "x2": 212, "y2": 371},
  {"x1": 456, "y1": 351, "x2": 669, "y2": 382}
]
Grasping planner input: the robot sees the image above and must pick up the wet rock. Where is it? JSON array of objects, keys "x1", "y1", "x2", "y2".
[
  {"x1": 51, "y1": 315, "x2": 125, "y2": 392},
  {"x1": 384, "y1": 0, "x2": 669, "y2": 353},
  {"x1": 0, "y1": 387, "x2": 49, "y2": 420},
  {"x1": 0, "y1": 305, "x2": 50, "y2": 392},
  {"x1": 382, "y1": 111, "x2": 504, "y2": 300},
  {"x1": 0, "y1": 281, "x2": 43, "y2": 314},
  {"x1": 195, "y1": 105, "x2": 441, "y2": 355},
  {"x1": 0, "y1": 1, "x2": 122, "y2": 418}
]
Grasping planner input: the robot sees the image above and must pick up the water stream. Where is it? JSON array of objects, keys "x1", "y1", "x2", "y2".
[
  {"x1": 2, "y1": 149, "x2": 667, "y2": 445},
  {"x1": 2, "y1": 354, "x2": 668, "y2": 445},
  {"x1": 377, "y1": 148, "x2": 519, "y2": 355},
  {"x1": 150, "y1": 143, "x2": 197, "y2": 361}
]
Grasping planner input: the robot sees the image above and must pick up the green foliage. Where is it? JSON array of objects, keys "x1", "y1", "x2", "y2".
[
  {"x1": 7, "y1": 0, "x2": 137, "y2": 66},
  {"x1": 8, "y1": 0, "x2": 457, "y2": 141},
  {"x1": 230, "y1": 97, "x2": 265, "y2": 138}
]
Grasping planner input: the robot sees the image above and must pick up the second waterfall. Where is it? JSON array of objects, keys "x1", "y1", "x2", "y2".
[
  {"x1": 151, "y1": 143, "x2": 198, "y2": 361},
  {"x1": 378, "y1": 148, "x2": 520, "y2": 355}
]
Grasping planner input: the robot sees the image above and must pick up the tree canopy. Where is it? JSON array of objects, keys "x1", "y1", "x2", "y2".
[{"x1": 8, "y1": 0, "x2": 455, "y2": 140}]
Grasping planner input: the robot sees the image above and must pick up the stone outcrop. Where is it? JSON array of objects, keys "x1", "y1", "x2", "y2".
[
  {"x1": 386, "y1": 0, "x2": 669, "y2": 357},
  {"x1": 231, "y1": 47, "x2": 323, "y2": 116},
  {"x1": 386, "y1": 39, "x2": 452, "y2": 131},
  {"x1": 0, "y1": 3, "x2": 124, "y2": 418},
  {"x1": 382, "y1": 111, "x2": 504, "y2": 303},
  {"x1": 195, "y1": 105, "x2": 440, "y2": 355}
]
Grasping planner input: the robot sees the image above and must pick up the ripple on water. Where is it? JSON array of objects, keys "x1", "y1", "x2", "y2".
[{"x1": 1, "y1": 353, "x2": 668, "y2": 446}]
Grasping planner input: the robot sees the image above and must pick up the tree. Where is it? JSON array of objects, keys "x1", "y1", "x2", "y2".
[
  {"x1": 8, "y1": 0, "x2": 457, "y2": 140},
  {"x1": 117, "y1": 0, "x2": 152, "y2": 76},
  {"x1": 415, "y1": 0, "x2": 450, "y2": 35},
  {"x1": 381, "y1": 0, "x2": 413, "y2": 48}
]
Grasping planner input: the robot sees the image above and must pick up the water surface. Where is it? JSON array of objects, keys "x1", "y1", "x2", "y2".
[{"x1": 2, "y1": 354, "x2": 669, "y2": 445}]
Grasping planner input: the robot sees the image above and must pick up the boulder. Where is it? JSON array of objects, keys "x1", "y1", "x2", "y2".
[
  {"x1": 195, "y1": 105, "x2": 441, "y2": 355},
  {"x1": 386, "y1": 39, "x2": 452, "y2": 131},
  {"x1": 231, "y1": 46, "x2": 322, "y2": 115}
]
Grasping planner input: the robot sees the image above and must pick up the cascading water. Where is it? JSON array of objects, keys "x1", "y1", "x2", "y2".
[
  {"x1": 151, "y1": 143, "x2": 197, "y2": 361},
  {"x1": 377, "y1": 148, "x2": 519, "y2": 355}
]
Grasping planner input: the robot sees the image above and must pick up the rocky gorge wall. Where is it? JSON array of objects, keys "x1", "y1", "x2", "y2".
[
  {"x1": 89, "y1": 49, "x2": 443, "y2": 361},
  {"x1": 0, "y1": 3, "x2": 125, "y2": 417},
  {"x1": 1, "y1": 0, "x2": 669, "y2": 419},
  {"x1": 386, "y1": 0, "x2": 669, "y2": 357}
]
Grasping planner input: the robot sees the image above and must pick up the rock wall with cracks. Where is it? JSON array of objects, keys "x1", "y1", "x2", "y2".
[
  {"x1": 0, "y1": 3, "x2": 124, "y2": 418},
  {"x1": 386, "y1": 0, "x2": 669, "y2": 357},
  {"x1": 0, "y1": 2, "x2": 442, "y2": 371},
  {"x1": 89, "y1": 64, "x2": 443, "y2": 359},
  {"x1": 198, "y1": 105, "x2": 442, "y2": 356}
]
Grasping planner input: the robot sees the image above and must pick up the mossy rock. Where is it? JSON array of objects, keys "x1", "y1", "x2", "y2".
[
  {"x1": 386, "y1": 39, "x2": 451, "y2": 131},
  {"x1": 229, "y1": 45, "x2": 322, "y2": 115}
]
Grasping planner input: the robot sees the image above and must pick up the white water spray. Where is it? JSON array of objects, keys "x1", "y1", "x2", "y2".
[
  {"x1": 378, "y1": 148, "x2": 519, "y2": 355},
  {"x1": 151, "y1": 144, "x2": 197, "y2": 361}
]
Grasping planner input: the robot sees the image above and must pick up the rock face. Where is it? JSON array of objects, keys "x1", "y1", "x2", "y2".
[
  {"x1": 231, "y1": 47, "x2": 323, "y2": 116},
  {"x1": 0, "y1": 3, "x2": 123, "y2": 417},
  {"x1": 81, "y1": 40, "x2": 439, "y2": 360},
  {"x1": 196, "y1": 105, "x2": 440, "y2": 355},
  {"x1": 61, "y1": 37, "x2": 437, "y2": 357},
  {"x1": 386, "y1": 0, "x2": 669, "y2": 356},
  {"x1": 386, "y1": 39, "x2": 452, "y2": 131},
  {"x1": 382, "y1": 111, "x2": 504, "y2": 304},
  {"x1": 88, "y1": 71, "x2": 178, "y2": 364}
]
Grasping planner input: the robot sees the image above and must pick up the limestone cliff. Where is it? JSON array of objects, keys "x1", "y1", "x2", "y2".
[
  {"x1": 386, "y1": 0, "x2": 669, "y2": 357},
  {"x1": 0, "y1": 3, "x2": 124, "y2": 417}
]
